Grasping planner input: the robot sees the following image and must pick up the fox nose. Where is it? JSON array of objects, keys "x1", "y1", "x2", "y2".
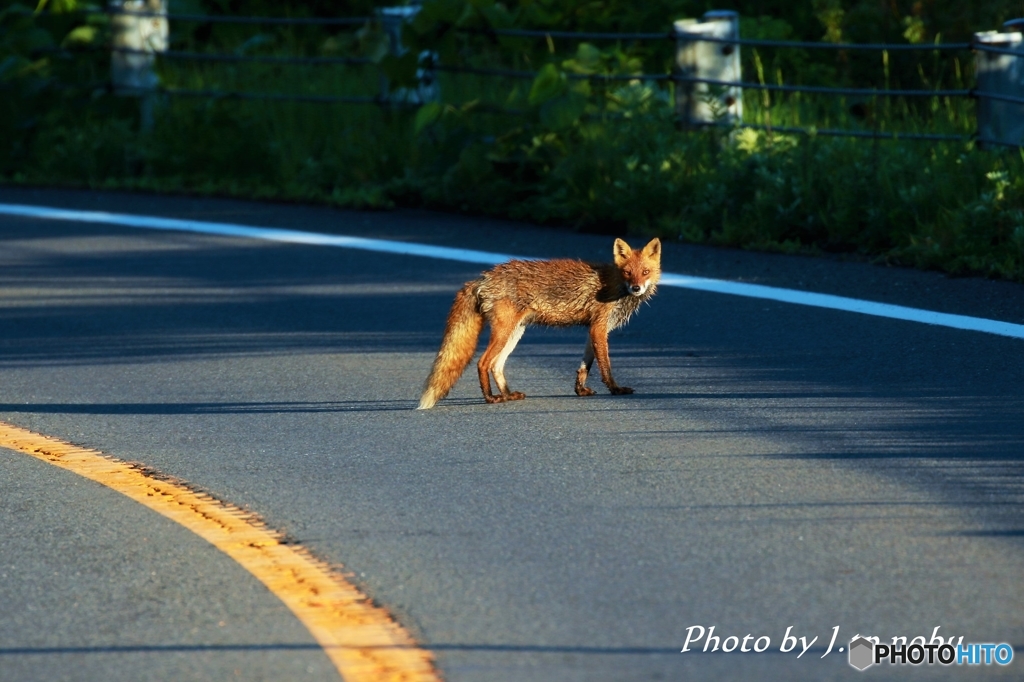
[{"x1": 630, "y1": 284, "x2": 642, "y2": 294}]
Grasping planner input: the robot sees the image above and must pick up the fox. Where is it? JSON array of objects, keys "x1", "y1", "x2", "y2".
[{"x1": 417, "y1": 237, "x2": 661, "y2": 409}]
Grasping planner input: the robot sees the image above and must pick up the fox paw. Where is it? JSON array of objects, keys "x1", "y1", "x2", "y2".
[
  {"x1": 575, "y1": 386, "x2": 596, "y2": 396},
  {"x1": 485, "y1": 392, "x2": 526, "y2": 404},
  {"x1": 609, "y1": 386, "x2": 634, "y2": 395}
]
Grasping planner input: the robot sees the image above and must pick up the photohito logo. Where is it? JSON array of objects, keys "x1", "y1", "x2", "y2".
[
  {"x1": 848, "y1": 637, "x2": 875, "y2": 671},
  {"x1": 848, "y1": 637, "x2": 1014, "y2": 671}
]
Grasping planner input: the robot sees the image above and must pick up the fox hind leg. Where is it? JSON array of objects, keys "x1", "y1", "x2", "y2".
[
  {"x1": 478, "y1": 305, "x2": 527, "y2": 403},
  {"x1": 492, "y1": 323, "x2": 526, "y2": 401}
]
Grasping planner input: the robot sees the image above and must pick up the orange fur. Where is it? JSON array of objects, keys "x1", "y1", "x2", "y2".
[{"x1": 417, "y1": 238, "x2": 661, "y2": 409}]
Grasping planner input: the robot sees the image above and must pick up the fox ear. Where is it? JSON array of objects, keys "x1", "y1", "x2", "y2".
[
  {"x1": 643, "y1": 238, "x2": 661, "y2": 261},
  {"x1": 613, "y1": 238, "x2": 632, "y2": 266}
]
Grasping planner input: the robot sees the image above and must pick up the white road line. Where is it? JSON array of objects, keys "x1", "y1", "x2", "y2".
[
  {"x1": 658, "y1": 274, "x2": 1024, "y2": 340},
  {"x1": 2, "y1": 202, "x2": 1023, "y2": 341}
]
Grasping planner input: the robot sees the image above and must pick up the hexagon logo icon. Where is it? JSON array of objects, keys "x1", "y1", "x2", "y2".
[{"x1": 849, "y1": 637, "x2": 875, "y2": 671}]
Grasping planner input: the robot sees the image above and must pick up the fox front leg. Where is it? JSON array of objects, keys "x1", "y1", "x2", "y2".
[
  {"x1": 575, "y1": 338, "x2": 596, "y2": 396},
  {"x1": 588, "y1": 323, "x2": 633, "y2": 396}
]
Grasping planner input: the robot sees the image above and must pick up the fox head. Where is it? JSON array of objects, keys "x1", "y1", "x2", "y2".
[{"x1": 613, "y1": 237, "x2": 661, "y2": 297}]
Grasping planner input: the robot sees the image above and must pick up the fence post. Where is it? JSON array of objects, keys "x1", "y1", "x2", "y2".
[
  {"x1": 378, "y1": 4, "x2": 439, "y2": 104},
  {"x1": 109, "y1": 0, "x2": 167, "y2": 132},
  {"x1": 974, "y1": 26, "x2": 1024, "y2": 148},
  {"x1": 674, "y1": 10, "x2": 742, "y2": 129}
]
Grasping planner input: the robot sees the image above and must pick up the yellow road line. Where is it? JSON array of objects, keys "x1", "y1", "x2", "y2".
[{"x1": 0, "y1": 420, "x2": 439, "y2": 682}]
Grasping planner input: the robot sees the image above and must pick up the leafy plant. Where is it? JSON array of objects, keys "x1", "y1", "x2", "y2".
[{"x1": 3, "y1": 0, "x2": 1024, "y2": 280}]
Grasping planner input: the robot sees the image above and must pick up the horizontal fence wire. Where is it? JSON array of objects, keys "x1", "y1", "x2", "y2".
[
  {"x1": 22, "y1": 8, "x2": 1024, "y2": 145},
  {"x1": 24, "y1": 7, "x2": 1001, "y2": 55},
  {"x1": 101, "y1": 49, "x2": 976, "y2": 98},
  {"x1": 435, "y1": 63, "x2": 670, "y2": 82},
  {"x1": 65, "y1": 7, "x2": 1017, "y2": 59},
  {"x1": 433, "y1": 64, "x2": 534, "y2": 79},
  {"x1": 140, "y1": 13, "x2": 368, "y2": 26},
  {"x1": 973, "y1": 42, "x2": 1024, "y2": 58},
  {"x1": 474, "y1": 26, "x2": 975, "y2": 51},
  {"x1": 677, "y1": 76, "x2": 972, "y2": 98},
  {"x1": 48, "y1": 44, "x2": 374, "y2": 66},
  {"x1": 469, "y1": 28, "x2": 671, "y2": 41},
  {"x1": 119, "y1": 85, "x2": 381, "y2": 104},
  {"x1": 112, "y1": 46, "x2": 372, "y2": 67},
  {"x1": 673, "y1": 33, "x2": 972, "y2": 51},
  {"x1": 76, "y1": 7, "x2": 372, "y2": 26},
  {"x1": 150, "y1": 85, "x2": 980, "y2": 142},
  {"x1": 3, "y1": 78, "x2": 974, "y2": 141},
  {"x1": 115, "y1": 85, "x2": 521, "y2": 115},
  {"x1": 976, "y1": 89, "x2": 1024, "y2": 105},
  {"x1": 62, "y1": 43, "x2": 380, "y2": 69},
  {"x1": 729, "y1": 122, "x2": 968, "y2": 142},
  {"x1": 976, "y1": 136, "x2": 1024, "y2": 148},
  {"x1": 38, "y1": 46, "x2": 997, "y2": 104}
]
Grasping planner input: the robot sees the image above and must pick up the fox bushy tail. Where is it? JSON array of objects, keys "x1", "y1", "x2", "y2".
[{"x1": 418, "y1": 283, "x2": 484, "y2": 410}]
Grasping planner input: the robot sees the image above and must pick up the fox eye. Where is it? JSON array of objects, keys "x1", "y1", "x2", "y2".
[
  {"x1": 642, "y1": 269, "x2": 650, "y2": 276},
  {"x1": 624, "y1": 269, "x2": 632, "y2": 277}
]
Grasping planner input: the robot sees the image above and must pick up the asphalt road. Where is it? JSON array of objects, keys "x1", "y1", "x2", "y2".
[{"x1": 1, "y1": 187, "x2": 1022, "y2": 681}]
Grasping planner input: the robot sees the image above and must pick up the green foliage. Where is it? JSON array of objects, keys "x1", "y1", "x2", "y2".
[{"x1": 3, "y1": 0, "x2": 1024, "y2": 280}]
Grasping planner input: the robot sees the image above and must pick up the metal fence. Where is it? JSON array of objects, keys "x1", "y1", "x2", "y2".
[{"x1": 26, "y1": 3, "x2": 1024, "y2": 148}]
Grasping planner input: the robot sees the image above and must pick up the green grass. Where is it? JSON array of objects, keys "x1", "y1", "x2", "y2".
[{"x1": 3, "y1": 13, "x2": 1023, "y2": 281}]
